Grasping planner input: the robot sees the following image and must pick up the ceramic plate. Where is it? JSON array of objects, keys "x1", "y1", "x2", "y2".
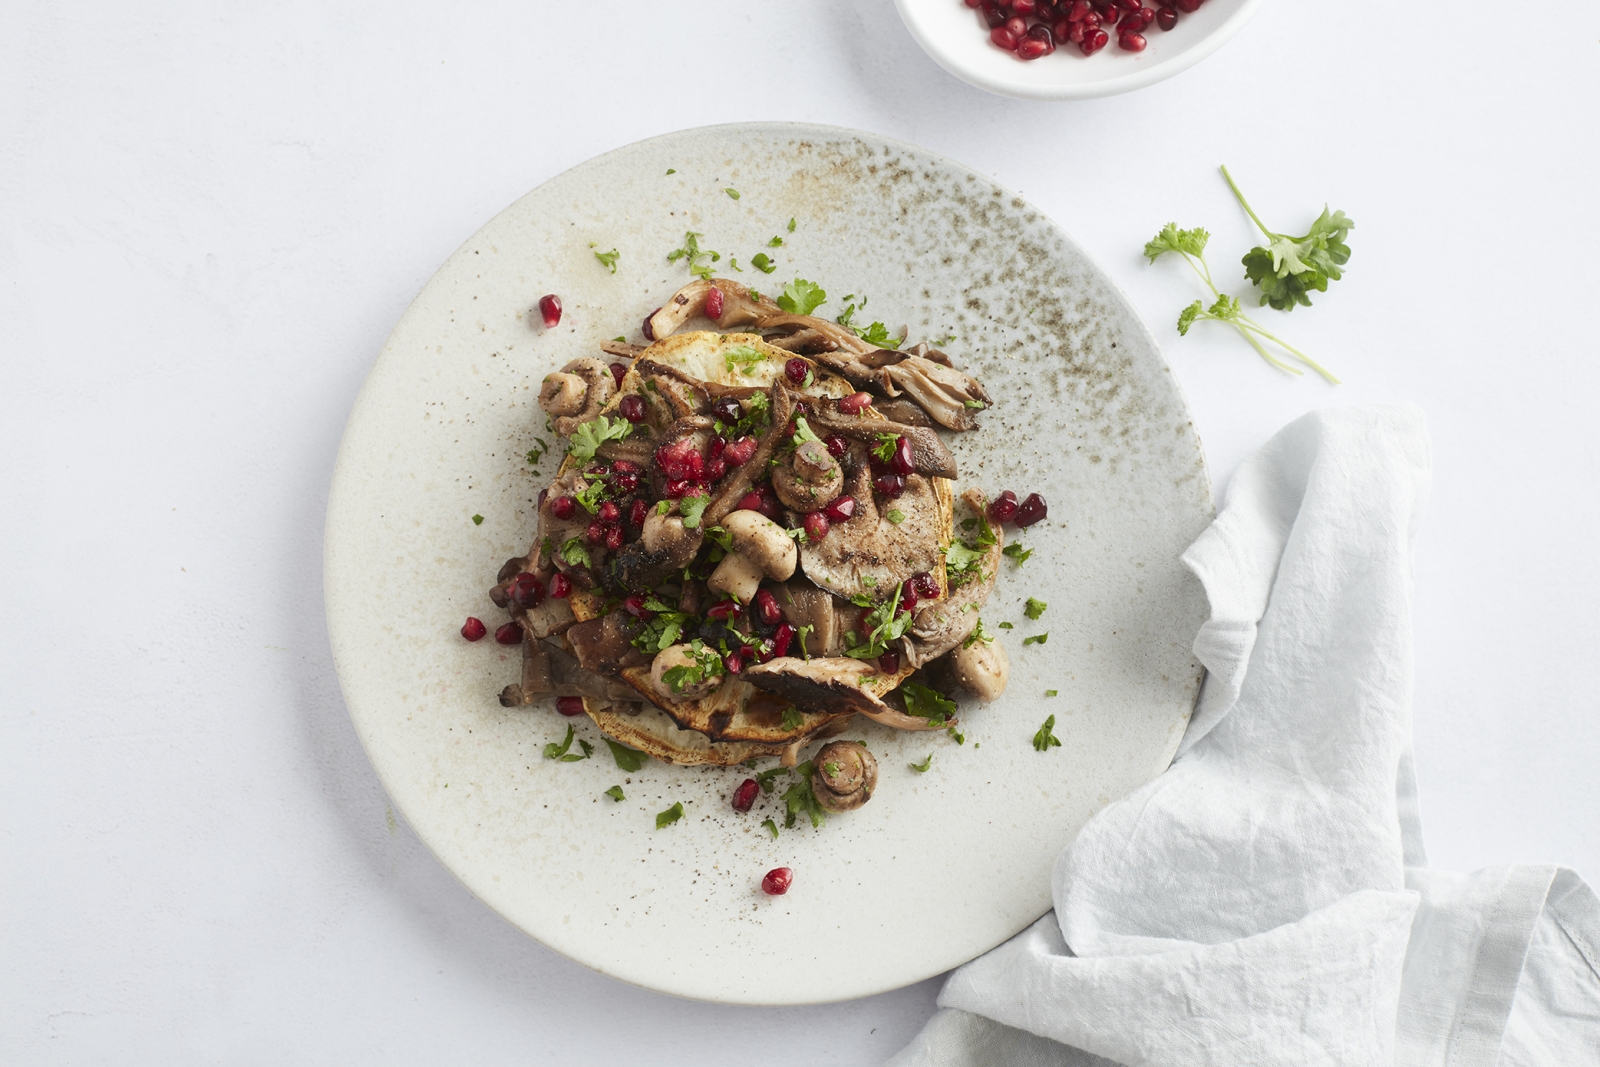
[
  {"x1": 325, "y1": 122, "x2": 1212, "y2": 1005},
  {"x1": 895, "y1": 0, "x2": 1265, "y2": 101}
]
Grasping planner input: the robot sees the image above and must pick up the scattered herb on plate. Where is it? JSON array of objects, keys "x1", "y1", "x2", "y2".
[
  {"x1": 910, "y1": 753, "x2": 933, "y2": 773},
  {"x1": 605, "y1": 785, "x2": 625, "y2": 802},
  {"x1": 1024, "y1": 597, "x2": 1048, "y2": 620},
  {"x1": 656, "y1": 802, "x2": 684, "y2": 828},
  {"x1": 1033, "y1": 715, "x2": 1062, "y2": 752}
]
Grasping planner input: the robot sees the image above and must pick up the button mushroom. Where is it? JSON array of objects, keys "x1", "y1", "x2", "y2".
[
  {"x1": 539, "y1": 357, "x2": 617, "y2": 436},
  {"x1": 650, "y1": 642, "x2": 724, "y2": 703},
  {"x1": 773, "y1": 438, "x2": 844, "y2": 512},
  {"x1": 950, "y1": 636, "x2": 1009, "y2": 702},
  {"x1": 707, "y1": 509, "x2": 797, "y2": 603},
  {"x1": 810, "y1": 741, "x2": 878, "y2": 813}
]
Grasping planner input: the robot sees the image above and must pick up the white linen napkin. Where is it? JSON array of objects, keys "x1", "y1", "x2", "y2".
[{"x1": 889, "y1": 406, "x2": 1600, "y2": 1067}]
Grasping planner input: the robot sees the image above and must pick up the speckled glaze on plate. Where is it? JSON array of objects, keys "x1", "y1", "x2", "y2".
[{"x1": 324, "y1": 122, "x2": 1212, "y2": 1005}]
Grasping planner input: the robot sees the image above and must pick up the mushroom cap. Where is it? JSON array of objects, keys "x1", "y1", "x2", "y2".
[
  {"x1": 951, "y1": 636, "x2": 1009, "y2": 702},
  {"x1": 722, "y1": 509, "x2": 797, "y2": 581},
  {"x1": 650, "y1": 643, "x2": 723, "y2": 703},
  {"x1": 812, "y1": 741, "x2": 878, "y2": 813},
  {"x1": 538, "y1": 371, "x2": 588, "y2": 416},
  {"x1": 773, "y1": 441, "x2": 844, "y2": 512}
]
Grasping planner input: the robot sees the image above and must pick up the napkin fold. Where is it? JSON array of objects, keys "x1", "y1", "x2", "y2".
[{"x1": 889, "y1": 406, "x2": 1600, "y2": 1067}]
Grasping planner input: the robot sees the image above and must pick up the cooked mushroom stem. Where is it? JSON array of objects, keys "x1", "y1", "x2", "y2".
[
  {"x1": 951, "y1": 637, "x2": 1009, "y2": 702},
  {"x1": 720, "y1": 510, "x2": 797, "y2": 582},
  {"x1": 650, "y1": 643, "x2": 722, "y2": 702},
  {"x1": 539, "y1": 372, "x2": 587, "y2": 416},
  {"x1": 811, "y1": 741, "x2": 878, "y2": 813},
  {"x1": 549, "y1": 357, "x2": 618, "y2": 436},
  {"x1": 708, "y1": 551, "x2": 765, "y2": 603}
]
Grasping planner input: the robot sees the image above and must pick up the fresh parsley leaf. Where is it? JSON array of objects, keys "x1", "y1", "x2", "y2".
[
  {"x1": 543, "y1": 724, "x2": 590, "y2": 762},
  {"x1": 855, "y1": 321, "x2": 901, "y2": 349},
  {"x1": 887, "y1": 509, "x2": 906, "y2": 525},
  {"x1": 1045, "y1": 689, "x2": 1059, "y2": 697},
  {"x1": 750, "y1": 252, "x2": 776, "y2": 275},
  {"x1": 593, "y1": 247, "x2": 620, "y2": 274},
  {"x1": 604, "y1": 738, "x2": 647, "y2": 772},
  {"x1": 1024, "y1": 597, "x2": 1048, "y2": 620},
  {"x1": 679, "y1": 492, "x2": 711, "y2": 529},
  {"x1": 767, "y1": 235, "x2": 783, "y2": 247},
  {"x1": 567, "y1": 414, "x2": 633, "y2": 463},
  {"x1": 842, "y1": 583, "x2": 914, "y2": 660},
  {"x1": 1002, "y1": 543, "x2": 1032, "y2": 565},
  {"x1": 790, "y1": 416, "x2": 821, "y2": 446},
  {"x1": 666, "y1": 168, "x2": 676, "y2": 174},
  {"x1": 525, "y1": 437, "x2": 549, "y2": 466},
  {"x1": 1032, "y1": 714, "x2": 1062, "y2": 752},
  {"x1": 1023, "y1": 632, "x2": 1049, "y2": 646},
  {"x1": 776, "y1": 278, "x2": 826, "y2": 316},
  {"x1": 656, "y1": 499, "x2": 672, "y2": 515},
  {"x1": 667, "y1": 231, "x2": 720, "y2": 281},
  {"x1": 786, "y1": 217, "x2": 796, "y2": 232},
  {"x1": 761, "y1": 818, "x2": 779, "y2": 839},
  {"x1": 997, "y1": 621, "x2": 1014, "y2": 629},
  {"x1": 1144, "y1": 222, "x2": 1211, "y2": 262},
  {"x1": 728, "y1": 257, "x2": 742, "y2": 272},
  {"x1": 963, "y1": 399, "x2": 986, "y2": 409},
  {"x1": 723, "y1": 344, "x2": 768, "y2": 376},
  {"x1": 945, "y1": 541, "x2": 989, "y2": 588},
  {"x1": 574, "y1": 477, "x2": 610, "y2": 514},
  {"x1": 725, "y1": 187, "x2": 740, "y2": 200},
  {"x1": 471, "y1": 514, "x2": 483, "y2": 525},
  {"x1": 605, "y1": 785, "x2": 625, "y2": 801},
  {"x1": 872, "y1": 433, "x2": 899, "y2": 463},
  {"x1": 910, "y1": 753, "x2": 932, "y2": 773},
  {"x1": 662, "y1": 640, "x2": 724, "y2": 693},
  {"x1": 964, "y1": 617, "x2": 994, "y2": 648},
  {"x1": 780, "y1": 761, "x2": 826, "y2": 829},
  {"x1": 794, "y1": 623, "x2": 815, "y2": 660},
  {"x1": 755, "y1": 765, "x2": 789, "y2": 793},
  {"x1": 781, "y1": 706, "x2": 804, "y2": 730},
  {"x1": 578, "y1": 739, "x2": 593, "y2": 758},
  {"x1": 558, "y1": 537, "x2": 591, "y2": 568},
  {"x1": 947, "y1": 727, "x2": 965, "y2": 745},
  {"x1": 901, "y1": 682, "x2": 956, "y2": 728},
  {"x1": 655, "y1": 802, "x2": 684, "y2": 828}
]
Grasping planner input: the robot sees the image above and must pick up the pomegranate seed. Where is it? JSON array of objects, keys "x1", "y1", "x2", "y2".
[
  {"x1": 551, "y1": 495, "x2": 576, "y2": 520},
  {"x1": 1037, "y1": 0, "x2": 1059, "y2": 17},
  {"x1": 461, "y1": 617, "x2": 487, "y2": 641},
  {"x1": 874, "y1": 472, "x2": 906, "y2": 498},
  {"x1": 739, "y1": 644, "x2": 759, "y2": 664},
  {"x1": 556, "y1": 696, "x2": 585, "y2": 716},
  {"x1": 705, "y1": 286, "x2": 725, "y2": 320},
  {"x1": 623, "y1": 594, "x2": 653, "y2": 619},
  {"x1": 804, "y1": 510, "x2": 830, "y2": 541},
  {"x1": 785, "y1": 357, "x2": 809, "y2": 384},
  {"x1": 724, "y1": 436, "x2": 758, "y2": 467},
  {"x1": 980, "y1": 1, "x2": 1007, "y2": 27},
  {"x1": 549, "y1": 572, "x2": 572, "y2": 599},
  {"x1": 1027, "y1": 22, "x2": 1054, "y2": 40},
  {"x1": 1053, "y1": 16, "x2": 1074, "y2": 40},
  {"x1": 1119, "y1": 0, "x2": 1140, "y2": 9},
  {"x1": 911, "y1": 571, "x2": 940, "y2": 600},
  {"x1": 1174, "y1": 0, "x2": 1198, "y2": 9},
  {"x1": 612, "y1": 470, "x2": 640, "y2": 494},
  {"x1": 609, "y1": 362, "x2": 627, "y2": 389},
  {"x1": 712, "y1": 396, "x2": 743, "y2": 424},
  {"x1": 494, "y1": 621, "x2": 523, "y2": 645},
  {"x1": 1003, "y1": 15, "x2": 1027, "y2": 36},
  {"x1": 1118, "y1": 13, "x2": 1142, "y2": 31},
  {"x1": 585, "y1": 521, "x2": 605, "y2": 545},
  {"x1": 612, "y1": 458, "x2": 639, "y2": 474},
  {"x1": 724, "y1": 650, "x2": 743, "y2": 674},
  {"x1": 1068, "y1": 0, "x2": 1090, "y2": 17},
  {"x1": 736, "y1": 489, "x2": 765, "y2": 513},
  {"x1": 891, "y1": 435, "x2": 915, "y2": 476},
  {"x1": 1011, "y1": 0, "x2": 1036, "y2": 14},
  {"x1": 538, "y1": 294, "x2": 562, "y2": 328},
  {"x1": 822, "y1": 495, "x2": 857, "y2": 524},
  {"x1": 1080, "y1": 28, "x2": 1109, "y2": 52},
  {"x1": 1067, "y1": 18, "x2": 1087, "y2": 40},
  {"x1": 1119, "y1": 30, "x2": 1146, "y2": 50},
  {"x1": 1097, "y1": 1, "x2": 1118, "y2": 20},
  {"x1": 510, "y1": 573, "x2": 545, "y2": 609},
  {"x1": 1016, "y1": 35, "x2": 1054, "y2": 58},
  {"x1": 1138, "y1": 5, "x2": 1155, "y2": 27},
  {"x1": 761, "y1": 867, "x2": 793, "y2": 896},
  {"x1": 597, "y1": 500, "x2": 620, "y2": 523},
  {"x1": 604, "y1": 524, "x2": 624, "y2": 551},
  {"x1": 900, "y1": 585, "x2": 920, "y2": 614},
  {"x1": 1017, "y1": 492, "x2": 1048, "y2": 527},
  {"x1": 733, "y1": 778, "x2": 760, "y2": 812},
  {"x1": 665, "y1": 479, "x2": 690, "y2": 499},
  {"x1": 772, "y1": 623, "x2": 796, "y2": 658},
  {"x1": 823, "y1": 434, "x2": 849, "y2": 459},
  {"x1": 1156, "y1": 3, "x2": 1177, "y2": 24},
  {"x1": 988, "y1": 490, "x2": 1019, "y2": 523},
  {"x1": 838, "y1": 392, "x2": 873, "y2": 415},
  {"x1": 642, "y1": 308, "x2": 660, "y2": 341},
  {"x1": 706, "y1": 457, "x2": 727, "y2": 482},
  {"x1": 618, "y1": 394, "x2": 647, "y2": 423},
  {"x1": 628, "y1": 499, "x2": 649, "y2": 528},
  {"x1": 878, "y1": 649, "x2": 901, "y2": 674},
  {"x1": 706, "y1": 599, "x2": 742, "y2": 621},
  {"x1": 754, "y1": 588, "x2": 784, "y2": 626}
]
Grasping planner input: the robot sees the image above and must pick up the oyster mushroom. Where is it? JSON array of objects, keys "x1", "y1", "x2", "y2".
[
  {"x1": 742, "y1": 657, "x2": 948, "y2": 731},
  {"x1": 806, "y1": 405, "x2": 958, "y2": 480},
  {"x1": 650, "y1": 643, "x2": 723, "y2": 703},
  {"x1": 905, "y1": 489, "x2": 1004, "y2": 668},
  {"x1": 950, "y1": 636, "x2": 1009, "y2": 702},
  {"x1": 540, "y1": 357, "x2": 617, "y2": 436},
  {"x1": 811, "y1": 741, "x2": 878, "y2": 813},
  {"x1": 610, "y1": 511, "x2": 703, "y2": 591},
  {"x1": 797, "y1": 461, "x2": 945, "y2": 604},
  {"x1": 708, "y1": 509, "x2": 797, "y2": 603},
  {"x1": 772, "y1": 438, "x2": 843, "y2": 512}
]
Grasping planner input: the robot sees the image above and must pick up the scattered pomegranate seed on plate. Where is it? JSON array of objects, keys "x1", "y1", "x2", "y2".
[
  {"x1": 537, "y1": 294, "x2": 562, "y2": 328},
  {"x1": 1017, "y1": 492, "x2": 1049, "y2": 527},
  {"x1": 494, "y1": 621, "x2": 523, "y2": 645},
  {"x1": 461, "y1": 617, "x2": 487, "y2": 641},
  {"x1": 761, "y1": 867, "x2": 793, "y2": 895},
  {"x1": 733, "y1": 778, "x2": 760, "y2": 812},
  {"x1": 556, "y1": 696, "x2": 585, "y2": 716}
]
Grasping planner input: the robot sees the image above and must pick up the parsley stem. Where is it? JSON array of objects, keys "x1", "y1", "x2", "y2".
[
  {"x1": 1230, "y1": 323, "x2": 1302, "y2": 375},
  {"x1": 1182, "y1": 252, "x2": 1218, "y2": 297},
  {"x1": 1236, "y1": 316, "x2": 1340, "y2": 384},
  {"x1": 1220, "y1": 165, "x2": 1277, "y2": 242}
]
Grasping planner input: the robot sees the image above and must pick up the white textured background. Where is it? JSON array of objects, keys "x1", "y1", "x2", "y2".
[{"x1": 3, "y1": 1, "x2": 1597, "y2": 1063}]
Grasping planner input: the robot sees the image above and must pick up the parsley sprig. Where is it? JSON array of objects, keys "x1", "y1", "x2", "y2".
[
  {"x1": 1222, "y1": 166, "x2": 1353, "y2": 312},
  {"x1": 780, "y1": 761, "x2": 827, "y2": 829},
  {"x1": 544, "y1": 725, "x2": 594, "y2": 762},
  {"x1": 901, "y1": 682, "x2": 956, "y2": 729},
  {"x1": 661, "y1": 639, "x2": 725, "y2": 694},
  {"x1": 776, "y1": 278, "x2": 826, "y2": 316},
  {"x1": 842, "y1": 583, "x2": 914, "y2": 661},
  {"x1": 667, "y1": 231, "x2": 720, "y2": 280},
  {"x1": 567, "y1": 415, "x2": 633, "y2": 463},
  {"x1": 1033, "y1": 714, "x2": 1062, "y2": 752}
]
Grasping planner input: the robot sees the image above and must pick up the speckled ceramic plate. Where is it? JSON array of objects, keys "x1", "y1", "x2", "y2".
[{"x1": 324, "y1": 122, "x2": 1212, "y2": 1005}]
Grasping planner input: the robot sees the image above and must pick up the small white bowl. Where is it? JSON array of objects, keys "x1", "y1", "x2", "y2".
[{"x1": 895, "y1": 0, "x2": 1265, "y2": 101}]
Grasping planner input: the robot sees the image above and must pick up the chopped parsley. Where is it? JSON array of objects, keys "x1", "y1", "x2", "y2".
[
  {"x1": 786, "y1": 217, "x2": 796, "y2": 232},
  {"x1": 604, "y1": 738, "x2": 648, "y2": 772},
  {"x1": 794, "y1": 623, "x2": 815, "y2": 660},
  {"x1": 887, "y1": 509, "x2": 906, "y2": 525},
  {"x1": 605, "y1": 785, "x2": 625, "y2": 801},
  {"x1": 630, "y1": 604, "x2": 689, "y2": 655},
  {"x1": 997, "y1": 621, "x2": 1014, "y2": 630},
  {"x1": 724, "y1": 187, "x2": 740, "y2": 200},
  {"x1": 1002, "y1": 543, "x2": 1032, "y2": 565},
  {"x1": 947, "y1": 726, "x2": 966, "y2": 744},
  {"x1": 781, "y1": 706, "x2": 804, "y2": 730},
  {"x1": 1024, "y1": 597, "x2": 1048, "y2": 620},
  {"x1": 592, "y1": 247, "x2": 620, "y2": 274},
  {"x1": 964, "y1": 617, "x2": 995, "y2": 647},
  {"x1": 1045, "y1": 689, "x2": 1059, "y2": 697},
  {"x1": 728, "y1": 258, "x2": 742, "y2": 272},
  {"x1": 665, "y1": 168, "x2": 676, "y2": 174},
  {"x1": 755, "y1": 765, "x2": 790, "y2": 793},
  {"x1": 761, "y1": 818, "x2": 780, "y2": 839},
  {"x1": 767, "y1": 235, "x2": 783, "y2": 247},
  {"x1": 679, "y1": 492, "x2": 711, "y2": 529},
  {"x1": 776, "y1": 278, "x2": 826, "y2": 316},
  {"x1": 713, "y1": 389, "x2": 770, "y2": 438},
  {"x1": 1033, "y1": 715, "x2": 1062, "y2": 752},
  {"x1": 574, "y1": 476, "x2": 610, "y2": 514},
  {"x1": 471, "y1": 514, "x2": 483, "y2": 525},
  {"x1": 872, "y1": 433, "x2": 899, "y2": 463},
  {"x1": 910, "y1": 753, "x2": 933, "y2": 773},
  {"x1": 780, "y1": 761, "x2": 826, "y2": 829},
  {"x1": 1023, "y1": 633, "x2": 1049, "y2": 646},
  {"x1": 655, "y1": 802, "x2": 684, "y2": 828},
  {"x1": 544, "y1": 724, "x2": 593, "y2": 762},
  {"x1": 723, "y1": 344, "x2": 768, "y2": 376},
  {"x1": 790, "y1": 416, "x2": 821, "y2": 446},
  {"x1": 661, "y1": 639, "x2": 725, "y2": 694},
  {"x1": 567, "y1": 414, "x2": 633, "y2": 463},
  {"x1": 946, "y1": 512, "x2": 998, "y2": 587},
  {"x1": 901, "y1": 682, "x2": 956, "y2": 728},
  {"x1": 667, "y1": 231, "x2": 720, "y2": 281},
  {"x1": 525, "y1": 438, "x2": 549, "y2": 466},
  {"x1": 558, "y1": 537, "x2": 591, "y2": 568},
  {"x1": 855, "y1": 321, "x2": 901, "y2": 349},
  {"x1": 750, "y1": 252, "x2": 777, "y2": 274},
  {"x1": 842, "y1": 583, "x2": 914, "y2": 660}
]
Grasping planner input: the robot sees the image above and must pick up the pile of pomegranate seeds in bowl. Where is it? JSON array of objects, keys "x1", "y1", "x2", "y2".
[{"x1": 965, "y1": 0, "x2": 1207, "y2": 58}]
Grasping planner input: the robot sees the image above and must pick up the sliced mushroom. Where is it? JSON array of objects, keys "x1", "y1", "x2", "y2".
[
  {"x1": 743, "y1": 657, "x2": 948, "y2": 730},
  {"x1": 650, "y1": 643, "x2": 723, "y2": 702},
  {"x1": 702, "y1": 382, "x2": 794, "y2": 527},
  {"x1": 806, "y1": 403, "x2": 958, "y2": 479},
  {"x1": 610, "y1": 511, "x2": 703, "y2": 592},
  {"x1": 519, "y1": 593, "x2": 576, "y2": 640},
  {"x1": 779, "y1": 580, "x2": 838, "y2": 657},
  {"x1": 762, "y1": 327, "x2": 838, "y2": 355},
  {"x1": 951, "y1": 636, "x2": 1009, "y2": 702},
  {"x1": 870, "y1": 353, "x2": 990, "y2": 433},
  {"x1": 797, "y1": 462, "x2": 945, "y2": 604},
  {"x1": 600, "y1": 340, "x2": 644, "y2": 358},
  {"x1": 632, "y1": 358, "x2": 711, "y2": 420},
  {"x1": 708, "y1": 509, "x2": 797, "y2": 602},
  {"x1": 498, "y1": 634, "x2": 554, "y2": 707},
  {"x1": 811, "y1": 741, "x2": 878, "y2": 813},
  {"x1": 546, "y1": 357, "x2": 618, "y2": 436},
  {"x1": 549, "y1": 640, "x2": 637, "y2": 701},
  {"x1": 870, "y1": 398, "x2": 935, "y2": 428},
  {"x1": 538, "y1": 371, "x2": 588, "y2": 417},
  {"x1": 567, "y1": 612, "x2": 648, "y2": 675},
  {"x1": 772, "y1": 438, "x2": 843, "y2": 512},
  {"x1": 905, "y1": 489, "x2": 1004, "y2": 667}
]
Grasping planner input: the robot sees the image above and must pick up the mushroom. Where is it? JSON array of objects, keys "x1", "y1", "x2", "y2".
[
  {"x1": 567, "y1": 612, "x2": 650, "y2": 675},
  {"x1": 742, "y1": 657, "x2": 948, "y2": 730},
  {"x1": 707, "y1": 509, "x2": 797, "y2": 603},
  {"x1": 703, "y1": 382, "x2": 794, "y2": 527},
  {"x1": 797, "y1": 461, "x2": 946, "y2": 604},
  {"x1": 650, "y1": 643, "x2": 723, "y2": 703},
  {"x1": 772, "y1": 438, "x2": 843, "y2": 512},
  {"x1": 950, "y1": 636, "x2": 1009, "y2": 702},
  {"x1": 540, "y1": 357, "x2": 617, "y2": 436},
  {"x1": 806, "y1": 404, "x2": 958, "y2": 480},
  {"x1": 810, "y1": 741, "x2": 878, "y2": 813},
  {"x1": 608, "y1": 505, "x2": 705, "y2": 592},
  {"x1": 905, "y1": 489, "x2": 1004, "y2": 667}
]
